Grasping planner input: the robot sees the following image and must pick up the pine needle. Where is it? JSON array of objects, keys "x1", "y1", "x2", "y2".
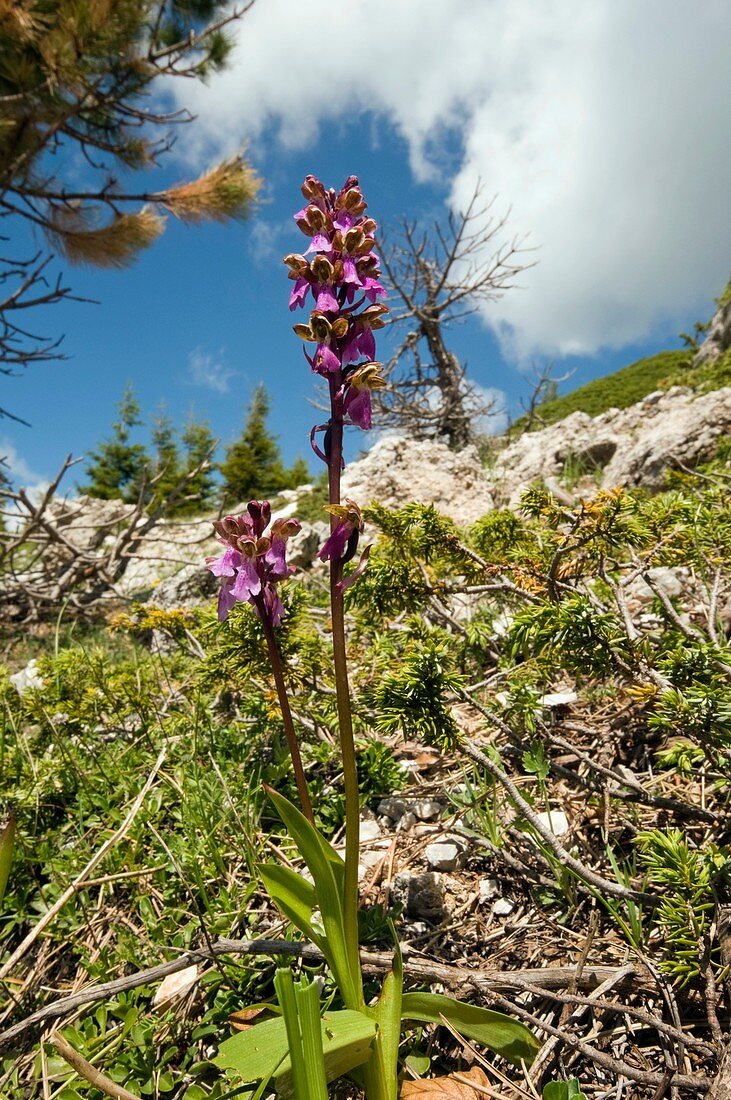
[
  {"x1": 48, "y1": 206, "x2": 166, "y2": 268},
  {"x1": 159, "y1": 156, "x2": 261, "y2": 224}
]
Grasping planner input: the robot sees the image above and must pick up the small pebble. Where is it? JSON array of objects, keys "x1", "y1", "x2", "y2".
[
  {"x1": 535, "y1": 810, "x2": 569, "y2": 837},
  {"x1": 425, "y1": 841, "x2": 463, "y2": 872},
  {"x1": 479, "y1": 878, "x2": 499, "y2": 902},
  {"x1": 492, "y1": 897, "x2": 514, "y2": 916},
  {"x1": 359, "y1": 819, "x2": 381, "y2": 843}
]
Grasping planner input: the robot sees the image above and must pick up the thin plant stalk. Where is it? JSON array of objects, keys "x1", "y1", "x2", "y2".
[
  {"x1": 258, "y1": 601, "x2": 315, "y2": 825},
  {"x1": 326, "y1": 376, "x2": 363, "y2": 1007}
]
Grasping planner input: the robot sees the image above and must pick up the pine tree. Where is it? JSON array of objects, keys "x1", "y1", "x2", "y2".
[
  {"x1": 285, "y1": 456, "x2": 311, "y2": 490},
  {"x1": 0, "y1": 0, "x2": 260, "y2": 421},
  {"x1": 220, "y1": 385, "x2": 291, "y2": 508},
  {"x1": 149, "y1": 409, "x2": 182, "y2": 505},
  {"x1": 177, "y1": 416, "x2": 218, "y2": 516},
  {"x1": 82, "y1": 386, "x2": 149, "y2": 502}
]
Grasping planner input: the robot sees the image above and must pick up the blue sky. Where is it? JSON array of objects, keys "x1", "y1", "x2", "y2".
[{"x1": 3, "y1": 0, "x2": 730, "y2": 491}]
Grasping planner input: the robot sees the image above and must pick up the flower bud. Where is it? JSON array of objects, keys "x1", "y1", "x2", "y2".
[
  {"x1": 283, "y1": 253, "x2": 309, "y2": 275},
  {"x1": 271, "y1": 517, "x2": 302, "y2": 541},
  {"x1": 247, "y1": 499, "x2": 271, "y2": 536},
  {"x1": 301, "y1": 175, "x2": 326, "y2": 202},
  {"x1": 343, "y1": 227, "x2": 365, "y2": 253}
]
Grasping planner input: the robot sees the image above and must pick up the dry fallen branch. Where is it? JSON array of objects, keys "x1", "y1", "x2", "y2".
[
  {"x1": 0, "y1": 448, "x2": 216, "y2": 623},
  {"x1": 50, "y1": 1033, "x2": 143, "y2": 1100},
  {"x1": 0, "y1": 935, "x2": 641, "y2": 1054}
]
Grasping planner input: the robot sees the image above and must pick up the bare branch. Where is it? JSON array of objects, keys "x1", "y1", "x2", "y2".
[{"x1": 377, "y1": 182, "x2": 534, "y2": 448}]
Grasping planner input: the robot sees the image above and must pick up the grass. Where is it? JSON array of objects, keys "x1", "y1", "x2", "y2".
[
  {"x1": 514, "y1": 349, "x2": 693, "y2": 430},
  {"x1": 511, "y1": 278, "x2": 730, "y2": 435}
]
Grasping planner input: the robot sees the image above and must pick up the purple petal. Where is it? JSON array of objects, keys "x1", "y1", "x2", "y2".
[
  {"x1": 289, "y1": 278, "x2": 310, "y2": 311},
  {"x1": 342, "y1": 257, "x2": 361, "y2": 285},
  {"x1": 264, "y1": 537, "x2": 289, "y2": 579},
  {"x1": 207, "y1": 545, "x2": 241, "y2": 578},
  {"x1": 340, "y1": 329, "x2": 360, "y2": 366},
  {"x1": 344, "y1": 388, "x2": 372, "y2": 430},
  {"x1": 359, "y1": 328, "x2": 376, "y2": 359},
  {"x1": 266, "y1": 587, "x2": 285, "y2": 627},
  {"x1": 305, "y1": 233, "x2": 333, "y2": 254},
  {"x1": 362, "y1": 277, "x2": 386, "y2": 302},
  {"x1": 318, "y1": 521, "x2": 350, "y2": 562},
  {"x1": 315, "y1": 285, "x2": 339, "y2": 313},
  {"x1": 231, "y1": 559, "x2": 262, "y2": 600},
  {"x1": 217, "y1": 581, "x2": 237, "y2": 622},
  {"x1": 314, "y1": 344, "x2": 341, "y2": 373}
]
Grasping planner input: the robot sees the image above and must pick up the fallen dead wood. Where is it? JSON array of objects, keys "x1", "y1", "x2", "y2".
[{"x1": 0, "y1": 935, "x2": 644, "y2": 1053}]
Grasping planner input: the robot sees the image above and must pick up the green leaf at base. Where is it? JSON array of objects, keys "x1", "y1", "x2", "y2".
[
  {"x1": 257, "y1": 863, "x2": 323, "y2": 948},
  {"x1": 215, "y1": 1009, "x2": 376, "y2": 1098},
  {"x1": 400, "y1": 992, "x2": 539, "y2": 1067},
  {"x1": 543, "y1": 1080, "x2": 586, "y2": 1100},
  {"x1": 0, "y1": 812, "x2": 16, "y2": 910}
]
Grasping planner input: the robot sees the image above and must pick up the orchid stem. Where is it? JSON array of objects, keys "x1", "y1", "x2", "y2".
[
  {"x1": 326, "y1": 395, "x2": 363, "y2": 1005},
  {"x1": 259, "y1": 605, "x2": 315, "y2": 825}
]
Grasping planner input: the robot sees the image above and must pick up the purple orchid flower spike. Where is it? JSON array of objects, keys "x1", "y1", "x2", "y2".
[
  {"x1": 285, "y1": 175, "x2": 388, "y2": 402},
  {"x1": 206, "y1": 506, "x2": 301, "y2": 624}
]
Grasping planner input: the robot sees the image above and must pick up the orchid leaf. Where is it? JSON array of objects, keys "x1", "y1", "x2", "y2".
[
  {"x1": 257, "y1": 863, "x2": 323, "y2": 948},
  {"x1": 296, "y1": 977, "x2": 328, "y2": 1100},
  {"x1": 266, "y1": 788, "x2": 360, "y2": 1007},
  {"x1": 215, "y1": 1009, "x2": 376, "y2": 1097},
  {"x1": 0, "y1": 813, "x2": 15, "y2": 910},
  {"x1": 401, "y1": 993, "x2": 539, "y2": 1067},
  {"x1": 362, "y1": 939, "x2": 403, "y2": 1100}
]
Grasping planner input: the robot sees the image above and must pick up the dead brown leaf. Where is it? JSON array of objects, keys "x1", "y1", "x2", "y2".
[
  {"x1": 401, "y1": 1067, "x2": 492, "y2": 1099},
  {"x1": 227, "y1": 1005, "x2": 277, "y2": 1031}
]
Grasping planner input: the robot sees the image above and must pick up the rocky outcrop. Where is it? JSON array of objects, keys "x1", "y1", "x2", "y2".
[
  {"x1": 341, "y1": 436, "x2": 494, "y2": 524},
  {"x1": 694, "y1": 290, "x2": 731, "y2": 366},
  {"x1": 600, "y1": 385, "x2": 731, "y2": 489},
  {"x1": 46, "y1": 495, "x2": 137, "y2": 551},
  {"x1": 490, "y1": 384, "x2": 731, "y2": 504}
]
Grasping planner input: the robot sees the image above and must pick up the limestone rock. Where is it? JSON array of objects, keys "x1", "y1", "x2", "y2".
[
  {"x1": 535, "y1": 810, "x2": 570, "y2": 837},
  {"x1": 392, "y1": 871, "x2": 446, "y2": 919},
  {"x1": 10, "y1": 659, "x2": 44, "y2": 695},
  {"x1": 694, "y1": 293, "x2": 731, "y2": 366},
  {"x1": 117, "y1": 516, "x2": 216, "y2": 597},
  {"x1": 341, "y1": 436, "x2": 494, "y2": 524},
  {"x1": 599, "y1": 386, "x2": 731, "y2": 490},
  {"x1": 491, "y1": 411, "x2": 620, "y2": 507},
  {"x1": 425, "y1": 841, "x2": 464, "y2": 872},
  {"x1": 145, "y1": 562, "x2": 217, "y2": 610},
  {"x1": 490, "y1": 385, "x2": 731, "y2": 503},
  {"x1": 46, "y1": 495, "x2": 137, "y2": 552}
]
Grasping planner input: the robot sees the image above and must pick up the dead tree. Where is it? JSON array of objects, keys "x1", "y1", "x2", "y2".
[
  {"x1": 0, "y1": 448, "x2": 216, "y2": 624},
  {"x1": 513, "y1": 362, "x2": 575, "y2": 434},
  {"x1": 378, "y1": 184, "x2": 532, "y2": 450}
]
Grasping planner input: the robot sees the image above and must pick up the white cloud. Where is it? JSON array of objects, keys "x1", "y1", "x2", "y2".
[
  {"x1": 248, "y1": 218, "x2": 292, "y2": 265},
  {"x1": 187, "y1": 347, "x2": 235, "y2": 393},
  {"x1": 0, "y1": 437, "x2": 49, "y2": 501},
  {"x1": 173, "y1": 0, "x2": 731, "y2": 362},
  {"x1": 470, "y1": 385, "x2": 509, "y2": 436},
  {"x1": 0, "y1": 437, "x2": 46, "y2": 490}
]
